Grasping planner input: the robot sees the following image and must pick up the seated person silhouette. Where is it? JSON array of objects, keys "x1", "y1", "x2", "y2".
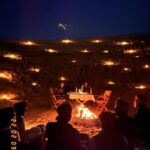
[
  {"x1": 81, "y1": 81, "x2": 92, "y2": 94},
  {"x1": 14, "y1": 101, "x2": 45, "y2": 149},
  {"x1": 45, "y1": 103, "x2": 82, "y2": 150},
  {"x1": 91, "y1": 111, "x2": 129, "y2": 150},
  {"x1": 133, "y1": 94, "x2": 150, "y2": 144},
  {"x1": 56, "y1": 81, "x2": 68, "y2": 100},
  {"x1": 0, "y1": 107, "x2": 14, "y2": 150}
]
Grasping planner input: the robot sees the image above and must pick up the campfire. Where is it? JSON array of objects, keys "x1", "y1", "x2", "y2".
[
  {"x1": 76, "y1": 104, "x2": 97, "y2": 119},
  {"x1": 72, "y1": 104, "x2": 99, "y2": 128}
]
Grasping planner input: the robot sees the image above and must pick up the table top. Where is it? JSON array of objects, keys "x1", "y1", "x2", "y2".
[{"x1": 68, "y1": 92, "x2": 95, "y2": 101}]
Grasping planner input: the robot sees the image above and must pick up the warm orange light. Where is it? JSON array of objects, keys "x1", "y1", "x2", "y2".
[
  {"x1": 135, "y1": 85, "x2": 147, "y2": 89},
  {"x1": 0, "y1": 93, "x2": 17, "y2": 100},
  {"x1": 45, "y1": 49, "x2": 58, "y2": 53},
  {"x1": 32, "y1": 82, "x2": 38, "y2": 86},
  {"x1": 3, "y1": 53, "x2": 22, "y2": 60},
  {"x1": 143, "y1": 64, "x2": 150, "y2": 69},
  {"x1": 102, "y1": 60, "x2": 118, "y2": 66},
  {"x1": 71, "y1": 59, "x2": 77, "y2": 63},
  {"x1": 107, "y1": 81, "x2": 115, "y2": 85},
  {"x1": 123, "y1": 67, "x2": 132, "y2": 72},
  {"x1": 76, "y1": 104, "x2": 97, "y2": 119},
  {"x1": 92, "y1": 39, "x2": 102, "y2": 43},
  {"x1": 22, "y1": 41, "x2": 36, "y2": 46},
  {"x1": 29, "y1": 67, "x2": 40, "y2": 72},
  {"x1": 124, "y1": 49, "x2": 139, "y2": 54},
  {"x1": 115, "y1": 41, "x2": 130, "y2": 46},
  {"x1": 59, "y1": 76, "x2": 66, "y2": 81},
  {"x1": 81, "y1": 49, "x2": 90, "y2": 53},
  {"x1": 61, "y1": 39, "x2": 74, "y2": 44},
  {"x1": 0, "y1": 71, "x2": 13, "y2": 81},
  {"x1": 102, "y1": 50, "x2": 109, "y2": 53}
]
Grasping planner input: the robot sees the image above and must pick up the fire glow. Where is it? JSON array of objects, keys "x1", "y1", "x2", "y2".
[
  {"x1": 0, "y1": 92, "x2": 18, "y2": 101},
  {"x1": 45, "y1": 49, "x2": 58, "y2": 53},
  {"x1": 3, "y1": 53, "x2": 22, "y2": 60},
  {"x1": 101, "y1": 60, "x2": 118, "y2": 66},
  {"x1": 124, "y1": 49, "x2": 139, "y2": 54},
  {"x1": 115, "y1": 41, "x2": 130, "y2": 46},
  {"x1": 92, "y1": 39, "x2": 102, "y2": 43},
  {"x1": 28, "y1": 67, "x2": 40, "y2": 72},
  {"x1": 81, "y1": 49, "x2": 90, "y2": 53},
  {"x1": 76, "y1": 105, "x2": 97, "y2": 119},
  {"x1": 0, "y1": 71, "x2": 13, "y2": 81},
  {"x1": 61, "y1": 39, "x2": 74, "y2": 44},
  {"x1": 22, "y1": 41, "x2": 36, "y2": 46}
]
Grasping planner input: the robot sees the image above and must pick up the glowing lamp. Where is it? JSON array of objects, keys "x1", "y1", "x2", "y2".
[
  {"x1": 115, "y1": 41, "x2": 130, "y2": 46},
  {"x1": 135, "y1": 85, "x2": 147, "y2": 89},
  {"x1": 45, "y1": 49, "x2": 58, "y2": 53},
  {"x1": 143, "y1": 64, "x2": 150, "y2": 69},
  {"x1": 32, "y1": 82, "x2": 38, "y2": 86},
  {"x1": 61, "y1": 39, "x2": 73, "y2": 44},
  {"x1": 60, "y1": 76, "x2": 66, "y2": 81},
  {"x1": 3, "y1": 53, "x2": 22, "y2": 60},
  {"x1": 102, "y1": 60, "x2": 118, "y2": 66},
  {"x1": 102, "y1": 50, "x2": 109, "y2": 53},
  {"x1": 81, "y1": 49, "x2": 90, "y2": 53},
  {"x1": 124, "y1": 49, "x2": 138, "y2": 54},
  {"x1": 92, "y1": 39, "x2": 102, "y2": 43},
  {"x1": 29, "y1": 67, "x2": 40, "y2": 72},
  {"x1": 107, "y1": 81, "x2": 115, "y2": 85},
  {"x1": 22, "y1": 41, "x2": 35, "y2": 46},
  {"x1": 71, "y1": 59, "x2": 77, "y2": 63},
  {"x1": 0, "y1": 71, "x2": 13, "y2": 81}
]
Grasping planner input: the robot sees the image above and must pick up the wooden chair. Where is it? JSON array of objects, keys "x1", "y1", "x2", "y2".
[
  {"x1": 95, "y1": 90, "x2": 112, "y2": 114},
  {"x1": 49, "y1": 87, "x2": 66, "y2": 109}
]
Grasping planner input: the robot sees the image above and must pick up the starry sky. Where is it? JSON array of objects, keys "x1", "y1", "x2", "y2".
[{"x1": 0, "y1": 0, "x2": 150, "y2": 40}]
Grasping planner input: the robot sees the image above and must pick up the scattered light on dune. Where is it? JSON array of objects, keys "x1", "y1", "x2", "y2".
[
  {"x1": 123, "y1": 67, "x2": 132, "y2": 72},
  {"x1": 22, "y1": 41, "x2": 36, "y2": 46},
  {"x1": 71, "y1": 59, "x2": 77, "y2": 63},
  {"x1": 124, "y1": 49, "x2": 139, "y2": 54},
  {"x1": 135, "y1": 85, "x2": 147, "y2": 89},
  {"x1": 0, "y1": 71, "x2": 13, "y2": 81},
  {"x1": 59, "y1": 76, "x2": 66, "y2": 81},
  {"x1": 3, "y1": 53, "x2": 22, "y2": 60},
  {"x1": 92, "y1": 39, "x2": 102, "y2": 43},
  {"x1": 61, "y1": 39, "x2": 74, "y2": 44},
  {"x1": 81, "y1": 49, "x2": 90, "y2": 53},
  {"x1": 0, "y1": 92, "x2": 18, "y2": 101},
  {"x1": 32, "y1": 82, "x2": 38, "y2": 86},
  {"x1": 107, "y1": 81, "x2": 115, "y2": 85},
  {"x1": 143, "y1": 64, "x2": 150, "y2": 69},
  {"x1": 134, "y1": 55, "x2": 140, "y2": 58},
  {"x1": 28, "y1": 67, "x2": 40, "y2": 72},
  {"x1": 102, "y1": 50, "x2": 109, "y2": 53},
  {"x1": 45, "y1": 49, "x2": 58, "y2": 53},
  {"x1": 115, "y1": 41, "x2": 130, "y2": 46},
  {"x1": 101, "y1": 60, "x2": 118, "y2": 66}
]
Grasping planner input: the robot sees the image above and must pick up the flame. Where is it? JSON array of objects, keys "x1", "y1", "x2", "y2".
[
  {"x1": 76, "y1": 105, "x2": 97, "y2": 119},
  {"x1": 29, "y1": 67, "x2": 40, "y2": 72},
  {"x1": 0, "y1": 71, "x2": 13, "y2": 81},
  {"x1": 115, "y1": 41, "x2": 130, "y2": 46},
  {"x1": 0, "y1": 92, "x2": 18, "y2": 100},
  {"x1": 92, "y1": 39, "x2": 102, "y2": 43},
  {"x1": 3, "y1": 53, "x2": 22, "y2": 60},
  {"x1": 61, "y1": 39, "x2": 74, "y2": 44},
  {"x1": 81, "y1": 49, "x2": 90, "y2": 53},
  {"x1": 135, "y1": 85, "x2": 147, "y2": 89},
  {"x1": 102, "y1": 50, "x2": 109, "y2": 53},
  {"x1": 59, "y1": 76, "x2": 66, "y2": 81},
  {"x1": 45, "y1": 49, "x2": 58, "y2": 53},
  {"x1": 22, "y1": 41, "x2": 36, "y2": 46},
  {"x1": 101, "y1": 60, "x2": 118, "y2": 66},
  {"x1": 124, "y1": 49, "x2": 139, "y2": 54}
]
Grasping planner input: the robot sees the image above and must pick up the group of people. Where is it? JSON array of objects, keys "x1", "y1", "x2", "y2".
[
  {"x1": 55, "y1": 81, "x2": 92, "y2": 100},
  {"x1": 0, "y1": 93, "x2": 150, "y2": 150}
]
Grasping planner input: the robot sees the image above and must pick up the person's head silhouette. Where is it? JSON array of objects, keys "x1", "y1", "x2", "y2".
[{"x1": 56, "y1": 103, "x2": 72, "y2": 123}]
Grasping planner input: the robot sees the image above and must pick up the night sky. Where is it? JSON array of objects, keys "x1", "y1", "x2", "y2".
[{"x1": 0, "y1": 0, "x2": 150, "y2": 40}]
